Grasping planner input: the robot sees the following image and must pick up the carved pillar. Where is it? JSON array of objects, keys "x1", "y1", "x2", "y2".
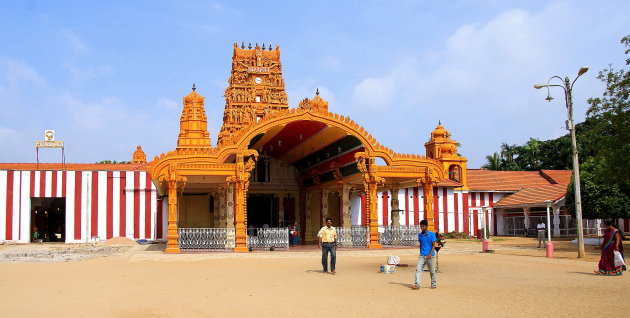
[
  {"x1": 226, "y1": 184, "x2": 234, "y2": 229},
  {"x1": 321, "y1": 189, "x2": 329, "y2": 226},
  {"x1": 366, "y1": 178, "x2": 382, "y2": 248},
  {"x1": 355, "y1": 152, "x2": 382, "y2": 249},
  {"x1": 390, "y1": 186, "x2": 400, "y2": 226},
  {"x1": 294, "y1": 191, "x2": 300, "y2": 227},
  {"x1": 553, "y1": 205, "x2": 560, "y2": 237},
  {"x1": 421, "y1": 181, "x2": 435, "y2": 232},
  {"x1": 164, "y1": 169, "x2": 185, "y2": 254},
  {"x1": 230, "y1": 151, "x2": 257, "y2": 252},
  {"x1": 342, "y1": 184, "x2": 351, "y2": 228},
  {"x1": 523, "y1": 207, "x2": 531, "y2": 230},
  {"x1": 305, "y1": 192, "x2": 313, "y2": 242},
  {"x1": 278, "y1": 193, "x2": 285, "y2": 227},
  {"x1": 218, "y1": 187, "x2": 227, "y2": 227}
]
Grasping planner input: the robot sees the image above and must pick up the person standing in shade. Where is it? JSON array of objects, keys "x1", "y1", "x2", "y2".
[
  {"x1": 537, "y1": 221, "x2": 547, "y2": 248},
  {"x1": 318, "y1": 217, "x2": 337, "y2": 275},
  {"x1": 411, "y1": 219, "x2": 437, "y2": 289}
]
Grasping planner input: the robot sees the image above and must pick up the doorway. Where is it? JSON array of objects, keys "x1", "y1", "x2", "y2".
[
  {"x1": 31, "y1": 198, "x2": 66, "y2": 243},
  {"x1": 247, "y1": 194, "x2": 278, "y2": 228}
]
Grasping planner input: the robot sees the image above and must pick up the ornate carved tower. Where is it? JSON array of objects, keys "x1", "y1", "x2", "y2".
[
  {"x1": 217, "y1": 42, "x2": 289, "y2": 147},
  {"x1": 177, "y1": 85, "x2": 211, "y2": 149},
  {"x1": 424, "y1": 122, "x2": 468, "y2": 187}
]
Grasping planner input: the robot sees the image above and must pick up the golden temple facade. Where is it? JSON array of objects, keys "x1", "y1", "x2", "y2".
[{"x1": 147, "y1": 43, "x2": 467, "y2": 253}]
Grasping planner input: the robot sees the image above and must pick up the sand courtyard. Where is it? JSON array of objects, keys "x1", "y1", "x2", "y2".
[{"x1": 0, "y1": 237, "x2": 627, "y2": 318}]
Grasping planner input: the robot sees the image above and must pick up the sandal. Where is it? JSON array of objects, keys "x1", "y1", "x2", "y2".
[
  {"x1": 411, "y1": 285, "x2": 419, "y2": 290},
  {"x1": 594, "y1": 270, "x2": 603, "y2": 275}
]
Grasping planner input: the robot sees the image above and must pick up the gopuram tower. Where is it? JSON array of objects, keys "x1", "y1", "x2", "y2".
[{"x1": 217, "y1": 42, "x2": 289, "y2": 147}]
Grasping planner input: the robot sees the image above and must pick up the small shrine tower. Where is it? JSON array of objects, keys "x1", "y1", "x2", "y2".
[
  {"x1": 424, "y1": 122, "x2": 468, "y2": 187},
  {"x1": 177, "y1": 85, "x2": 211, "y2": 149}
]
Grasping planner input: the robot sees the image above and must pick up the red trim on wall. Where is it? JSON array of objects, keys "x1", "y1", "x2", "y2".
[
  {"x1": 480, "y1": 192, "x2": 485, "y2": 207},
  {"x1": 463, "y1": 193, "x2": 469, "y2": 235},
  {"x1": 490, "y1": 193, "x2": 496, "y2": 235},
  {"x1": 74, "y1": 172, "x2": 82, "y2": 240},
  {"x1": 106, "y1": 171, "x2": 113, "y2": 239},
  {"x1": 120, "y1": 173, "x2": 126, "y2": 237},
  {"x1": 6, "y1": 171, "x2": 14, "y2": 240},
  {"x1": 454, "y1": 192, "x2": 459, "y2": 232},
  {"x1": 361, "y1": 194, "x2": 367, "y2": 226},
  {"x1": 157, "y1": 198, "x2": 163, "y2": 239},
  {"x1": 91, "y1": 172, "x2": 98, "y2": 238},
  {"x1": 62, "y1": 171, "x2": 67, "y2": 197},
  {"x1": 413, "y1": 187, "x2": 419, "y2": 225},
  {"x1": 442, "y1": 188, "x2": 448, "y2": 232},
  {"x1": 471, "y1": 193, "x2": 478, "y2": 237},
  {"x1": 404, "y1": 189, "x2": 409, "y2": 225},
  {"x1": 51, "y1": 171, "x2": 57, "y2": 197},
  {"x1": 382, "y1": 191, "x2": 389, "y2": 226},
  {"x1": 134, "y1": 172, "x2": 140, "y2": 239},
  {"x1": 145, "y1": 174, "x2": 152, "y2": 239},
  {"x1": 39, "y1": 171, "x2": 45, "y2": 197},
  {"x1": 433, "y1": 187, "x2": 439, "y2": 230},
  {"x1": 29, "y1": 171, "x2": 35, "y2": 197}
]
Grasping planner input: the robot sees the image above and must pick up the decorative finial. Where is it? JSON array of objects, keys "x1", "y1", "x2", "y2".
[
  {"x1": 192, "y1": 83, "x2": 196, "y2": 92},
  {"x1": 248, "y1": 43, "x2": 252, "y2": 49},
  {"x1": 241, "y1": 41, "x2": 245, "y2": 49},
  {"x1": 438, "y1": 119, "x2": 441, "y2": 125},
  {"x1": 262, "y1": 43, "x2": 266, "y2": 50},
  {"x1": 256, "y1": 42, "x2": 259, "y2": 48},
  {"x1": 268, "y1": 43, "x2": 272, "y2": 51},
  {"x1": 316, "y1": 88, "x2": 320, "y2": 96}
]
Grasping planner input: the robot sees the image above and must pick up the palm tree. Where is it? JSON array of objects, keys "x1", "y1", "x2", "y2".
[{"x1": 482, "y1": 152, "x2": 501, "y2": 170}]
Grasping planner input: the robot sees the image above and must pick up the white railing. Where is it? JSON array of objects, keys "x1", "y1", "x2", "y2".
[
  {"x1": 178, "y1": 228, "x2": 235, "y2": 250},
  {"x1": 379, "y1": 225, "x2": 422, "y2": 246},
  {"x1": 336, "y1": 226, "x2": 368, "y2": 247},
  {"x1": 247, "y1": 227, "x2": 289, "y2": 250}
]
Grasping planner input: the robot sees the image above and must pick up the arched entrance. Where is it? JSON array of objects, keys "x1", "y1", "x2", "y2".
[{"x1": 148, "y1": 91, "x2": 446, "y2": 253}]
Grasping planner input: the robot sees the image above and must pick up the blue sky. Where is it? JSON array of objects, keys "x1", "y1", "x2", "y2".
[{"x1": 1, "y1": 0, "x2": 628, "y2": 167}]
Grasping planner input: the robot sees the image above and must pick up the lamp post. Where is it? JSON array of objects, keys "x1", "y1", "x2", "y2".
[
  {"x1": 544, "y1": 200, "x2": 554, "y2": 258},
  {"x1": 534, "y1": 66, "x2": 588, "y2": 258}
]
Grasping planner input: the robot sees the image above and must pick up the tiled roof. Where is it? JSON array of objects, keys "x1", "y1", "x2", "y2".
[
  {"x1": 437, "y1": 179, "x2": 462, "y2": 187},
  {"x1": 540, "y1": 170, "x2": 573, "y2": 185},
  {"x1": 0, "y1": 163, "x2": 148, "y2": 171},
  {"x1": 466, "y1": 169, "x2": 573, "y2": 191},
  {"x1": 494, "y1": 184, "x2": 568, "y2": 207},
  {"x1": 466, "y1": 169, "x2": 553, "y2": 191}
]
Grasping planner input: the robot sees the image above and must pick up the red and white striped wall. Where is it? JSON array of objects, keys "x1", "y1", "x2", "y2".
[
  {"x1": 352, "y1": 187, "x2": 506, "y2": 236},
  {"x1": 0, "y1": 170, "x2": 167, "y2": 243}
]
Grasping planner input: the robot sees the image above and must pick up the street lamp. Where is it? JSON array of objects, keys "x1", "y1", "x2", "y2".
[
  {"x1": 534, "y1": 66, "x2": 588, "y2": 258},
  {"x1": 544, "y1": 200, "x2": 554, "y2": 258}
]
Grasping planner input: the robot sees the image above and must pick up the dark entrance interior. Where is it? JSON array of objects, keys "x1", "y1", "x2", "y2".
[
  {"x1": 31, "y1": 198, "x2": 66, "y2": 242},
  {"x1": 247, "y1": 194, "x2": 278, "y2": 228}
]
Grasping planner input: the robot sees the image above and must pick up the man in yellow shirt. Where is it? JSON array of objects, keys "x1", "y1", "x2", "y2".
[{"x1": 318, "y1": 217, "x2": 337, "y2": 274}]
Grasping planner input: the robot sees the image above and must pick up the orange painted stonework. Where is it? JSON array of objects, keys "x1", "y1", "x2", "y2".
[{"x1": 147, "y1": 43, "x2": 466, "y2": 252}]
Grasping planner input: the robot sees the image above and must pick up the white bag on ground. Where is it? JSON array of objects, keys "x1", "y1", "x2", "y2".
[
  {"x1": 387, "y1": 256, "x2": 400, "y2": 265},
  {"x1": 614, "y1": 251, "x2": 625, "y2": 267}
]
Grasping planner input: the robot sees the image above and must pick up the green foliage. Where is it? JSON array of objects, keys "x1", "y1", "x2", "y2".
[
  {"x1": 95, "y1": 160, "x2": 131, "y2": 164},
  {"x1": 483, "y1": 35, "x2": 630, "y2": 219},
  {"x1": 566, "y1": 158, "x2": 630, "y2": 219}
]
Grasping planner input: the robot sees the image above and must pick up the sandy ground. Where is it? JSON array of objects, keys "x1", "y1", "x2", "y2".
[{"x1": 0, "y1": 237, "x2": 627, "y2": 318}]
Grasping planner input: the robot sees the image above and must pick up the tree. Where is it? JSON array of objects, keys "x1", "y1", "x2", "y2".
[
  {"x1": 565, "y1": 35, "x2": 630, "y2": 219},
  {"x1": 482, "y1": 152, "x2": 500, "y2": 170}
]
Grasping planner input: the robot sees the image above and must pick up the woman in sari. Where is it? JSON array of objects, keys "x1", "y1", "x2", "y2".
[
  {"x1": 289, "y1": 223, "x2": 299, "y2": 247},
  {"x1": 595, "y1": 220, "x2": 624, "y2": 276}
]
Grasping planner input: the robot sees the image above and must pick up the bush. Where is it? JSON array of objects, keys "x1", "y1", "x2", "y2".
[{"x1": 443, "y1": 231, "x2": 471, "y2": 239}]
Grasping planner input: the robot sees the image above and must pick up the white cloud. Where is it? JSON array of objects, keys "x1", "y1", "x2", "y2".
[
  {"x1": 0, "y1": 57, "x2": 46, "y2": 88},
  {"x1": 65, "y1": 65, "x2": 113, "y2": 81},
  {"x1": 320, "y1": 55, "x2": 341, "y2": 71},
  {"x1": 61, "y1": 29, "x2": 88, "y2": 53}
]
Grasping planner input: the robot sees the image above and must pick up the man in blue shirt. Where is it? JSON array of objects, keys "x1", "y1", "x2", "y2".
[{"x1": 411, "y1": 219, "x2": 437, "y2": 289}]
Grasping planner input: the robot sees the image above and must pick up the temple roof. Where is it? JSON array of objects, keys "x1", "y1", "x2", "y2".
[
  {"x1": 0, "y1": 163, "x2": 148, "y2": 171},
  {"x1": 466, "y1": 169, "x2": 572, "y2": 191},
  {"x1": 494, "y1": 184, "x2": 568, "y2": 207}
]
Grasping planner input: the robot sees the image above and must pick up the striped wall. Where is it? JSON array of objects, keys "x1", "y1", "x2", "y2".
[
  {"x1": 351, "y1": 187, "x2": 506, "y2": 236},
  {"x1": 0, "y1": 170, "x2": 167, "y2": 243}
]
